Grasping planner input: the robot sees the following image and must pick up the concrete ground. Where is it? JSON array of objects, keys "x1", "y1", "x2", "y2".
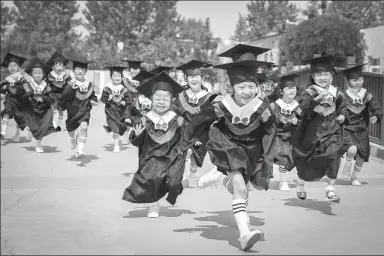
[{"x1": 1, "y1": 105, "x2": 384, "y2": 255}]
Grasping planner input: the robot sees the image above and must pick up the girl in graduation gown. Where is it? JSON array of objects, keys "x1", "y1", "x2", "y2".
[
  {"x1": 182, "y1": 50, "x2": 276, "y2": 251},
  {"x1": 339, "y1": 64, "x2": 382, "y2": 185},
  {"x1": 101, "y1": 66, "x2": 130, "y2": 153},
  {"x1": 122, "y1": 72, "x2": 187, "y2": 218},
  {"x1": 62, "y1": 58, "x2": 98, "y2": 157},
  {"x1": 0, "y1": 53, "x2": 30, "y2": 144},
  {"x1": 269, "y1": 73, "x2": 302, "y2": 191},
  {"x1": 19, "y1": 57, "x2": 56, "y2": 152},
  {"x1": 46, "y1": 51, "x2": 72, "y2": 131},
  {"x1": 292, "y1": 55, "x2": 347, "y2": 203},
  {"x1": 173, "y1": 60, "x2": 213, "y2": 188}
]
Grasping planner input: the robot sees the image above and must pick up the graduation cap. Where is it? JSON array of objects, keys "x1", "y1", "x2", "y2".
[
  {"x1": 68, "y1": 56, "x2": 95, "y2": 70},
  {"x1": 103, "y1": 66, "x2": 126, "y2": 75},
  {"x1": 341, "y1": 64, "x2": 366, "y2": 79},
  {"x1": 300, "y1": 55, "x2": 340, "y2": 73},
  {"x1": 214, "y1": 60, "x2": 274, "y2": 85},
  {"x1": 1, "y1": 52, "x2": 26, "y2": 68},
  {"x1": 46, "y1": 51, "x2": 69, "y2": 67},
  {"x1": 176, "y1": 60, "x2": 212, "y2": 76},
  {"x1": 24, "y1": 57, "x2": 52, "y2": 75},
  {"x1": 279, "y1": 73, "x2": 300, "y2": 89},
  {"x1": 132, "y1": 70, "x2": 156, "y2": 83},
  {"x1": 150, "y1": 66, "x2": 175, "y2": 74},
  {"x1": 218, "y1": 44, "x2": 271, "y2": 62},
  {"x1": 137, "y1": 71, "x2": 184, "y2": 98},
  {"x1": 121, "y1": 59, "x2": 142, "y2": 69}
]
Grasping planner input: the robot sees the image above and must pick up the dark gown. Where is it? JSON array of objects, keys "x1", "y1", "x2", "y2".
[
  {"x1": 183, "y1": 94, "x2": 276, "y2": 189},
  {"x1": 122, "y1": 111, "x2": 187, "y2": 205},
  {"x1": 174, "y1": 89, "x2": 211, "y2": 167},
  {"x1": 292, "y1": 85, "x2": 347, "y2": 181},
  {"x1": 19, "y1": 80, "x2": 56, "y2": 140},
  {"x1": 341, "y1": 88, "x2": 382, "y2": 162},
  {"x1": 100, "y1": 84, "x2": 129, "y2": 136},
  {"x1": 270, "y1": 99, "x2": 302, "y2": 171},
  {"x1": 62, "y1": 80, "x2": 98, "y2": 132},
  {"x1": 0, "y1": 73, "x2": 27, "y2": 130},
  {"x1": 121, "y1": 94, "x2": 152, "y2": 128},
  {"x1": 46, "y1": 71, "x2": 72, "y2": 111}
]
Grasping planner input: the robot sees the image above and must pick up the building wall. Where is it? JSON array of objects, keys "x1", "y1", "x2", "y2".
[{"x1": 361, "y1": 25, "x2": 384, "y2": 74}]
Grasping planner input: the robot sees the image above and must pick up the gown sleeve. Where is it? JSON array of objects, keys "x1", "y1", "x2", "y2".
[
  {"x1": 260, "y1": 108, "x2": 277, "y2": 180},
  {"x1": 100, "y1": 87, "x2": 110, "y2": 105},
  {"x1": 335, "y1": 92, "x2": 347, "y2": 117},
  {"x1": 299, "y1": 88, "x2": 321, "y2": 114},
  {"x1": 366, "y1": 93, "x2": 383, "y2": 121},
  {"x1": 129, "y1": 128, "x2": 146, "y2": 147}
]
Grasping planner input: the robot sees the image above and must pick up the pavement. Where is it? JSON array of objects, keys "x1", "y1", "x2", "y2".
[{"x1": 1, "y1": 104, "x2": 384, "y2": 255}]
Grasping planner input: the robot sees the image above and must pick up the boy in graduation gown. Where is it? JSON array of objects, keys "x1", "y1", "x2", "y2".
[
  {"x1": 292, "y1": 55, "x2": 347, "y2": 202},
  {"x1": 62, "y1": 57, "x2": 98, "y2": 157},
  {"x1": 339, "y1": 64, "x2": 382, "y2": 185},
  {"x1": 0, "y1": 53, "x2": 30, "y2": 144},
  {"x1": 46, "y1": 51, "x2": 72, "y2": 131},
  {"x1": 182, "y1": 45, "x2": 276, "y2": 251},
  {"x1": 19, "y1": 57, "x2": 56, "y2": 152},
  {"x1": 173, "y1": 60, "x2": 213, "y2": 188},
  {"x1": 101, "y1": 66, "x2": 130, "y2": 153},
  {"x1": 269, "y1": 73, "x2": 302, "y2": 191},
  {"x1": 122, "y1": 72, "x2": 187, "y2": 218}
]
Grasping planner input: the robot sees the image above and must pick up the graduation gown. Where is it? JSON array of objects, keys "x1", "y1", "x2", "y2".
[
  {"x1": 46, "y1": 71, "x2": 72, "y2": 111},
  {"x1": 183, "y1": 94, "x2": 276, "y2": 189},
  {"x1": 270, "y1": 99, "x2": 302, "y2": 171},
  {"x1": 174, "y1": 89, "x2": 211, "y2": 167},
  {"x1": 62, "y1": 79, "x2": 98, "y2": 132},
  {"x1": 100, "y1": 84, "x2": 129, "y2": 136},
  {"x1": 122, "y1": 110, "x2": 187, "y2": 205},
  {"x1": 292, "y1": 85, "x2": 347, "y2": 181},
  {"x1": 341, "y1": 88, "x2": 382, "y2": 162},
  {"x1": 0, "y1": 73, "x2": 27, "y2": 130},
  {"x1": 19, "y1": 79, "x2": 56, "y2": 140},
  {"x1": 121, "y1": 94, "x2": 152, "y2": 128}
]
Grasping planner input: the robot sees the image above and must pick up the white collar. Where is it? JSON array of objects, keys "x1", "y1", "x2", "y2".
[
  {"x1": 275, "y1": 99, "x2": 299, "y2": 111},
  {"x1": 75, "y1": 79, "x2": 89, "y2": 87},
  {"x1": 185, "y1": 89, "x2": 208, "y2": 100},
  {"x1": 30, "y1": 79, "x2": 47, "y2": 93},
  {"x1": 146, "y1": 110, "x2": 177, "y2": 125},
  {"x1": 312, "y1": 85, "x2": 337, "y2": 98},
  {"x1": 50, "y1": 71, "x2": 66, "y2": 79},
  {"x1": 5, "y1": 72, "x2": 23, "y2": 83},
  {"x1": 221, "y1": 94, "x2": 263, "y2": 119},
  {"x1": 105, "y1": 83, "x2": 124, "y2": 91},
  {"x1": 346, "y1": 88, "x2": 366, "y2": 100}
]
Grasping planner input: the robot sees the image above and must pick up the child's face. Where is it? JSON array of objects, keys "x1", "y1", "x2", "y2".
[
  {"x1": 31, "y1": 68, "x2": 44, "y2": 84},
  {"x1": 152, "y1": 90, "x2": 172, "y2": 115},
  {"x1": 169, "y1": 70, "x2": 176, "y2": 79},
  {"x1": 282, "y1": 86, "x2": 297, "y2": 100},
  {"x1": 176, "y1": 70, "x2": 184, "y2": 81},
  {"x1": 111, "y1": 71, "x2": 122, "y2": 85},
  {"x1": 129, "y1": 68, "x2": 140, "y2": 78},
  {"x1": 8, "y1": 62, "x2": 20, "y2": 74},
  {"x1": 312, "y1": 72, "x2": 333, "y2": 88},
  {"x1": 348, "y1": 76, "x2": 364, "y2": 90},
  {"x1": 53, "y1": 61, "x2": 65, "y2": 73},
  {"x1": 233, "y1": 81, "x2": 258, "y2": 106},
  {"x1": 74, "y1": 67, "x2": 87, "y2": 80},
  {"x1": 186, "y1": 75, "x2": 202, "y2": 91}
]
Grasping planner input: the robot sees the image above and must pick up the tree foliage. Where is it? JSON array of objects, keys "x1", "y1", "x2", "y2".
[{"x1": 231, "y1": 13, "x2": 249, "y2": 43}]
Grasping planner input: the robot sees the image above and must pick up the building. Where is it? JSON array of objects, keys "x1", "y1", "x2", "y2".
[
  {"x1": 361, "y1": 25, "x2": 384, "y2": 73},
  {"x1": 250, "y1": 32, "x2": 284, "y2": 65}
]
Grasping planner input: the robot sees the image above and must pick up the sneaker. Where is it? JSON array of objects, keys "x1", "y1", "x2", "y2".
[
  {"x1": 294, "y1": 179, "x2": 306, "y2": 200},
  {"x1": 279, "y1": 181, "x2": 290, "y2": 191},
  {"x1": 35, "y1": 147, "x2": 44, "y2": 153},
  {"x1": 198, "y1": 168, "x2": 221, "y2": 188},
  {"x1": 239, "y1": 230, "x2": 263, "y2": 251},
  {"x1": 147, "y1": 202, "x2": 160, "y2": 218},
  {"x1": 325, "y1": 190, "x2": 340, "y2": 203},
  {"x1": 55, "y1": 126, "x2": 62, "y2": 132},
  {"x1": 113, "y1": 146, "x2": 120, "y2": 153},
  {"x1": 13, "y1": 132, "x2": 20, "y2": 142},
  {"x1": 351, "y1": 179, "x2": 362, "y2": 186},
  {"x1": 76, "y1": 150, "x2": 85, "y2": 158}
]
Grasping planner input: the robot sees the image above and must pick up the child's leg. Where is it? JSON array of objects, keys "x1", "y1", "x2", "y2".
[
  {"x1": 188, "y1": 156, "x2": 199, "y2": 188},
  {"x1": 35, "y1": 139, "x2": 43, "y2": 153},
  {"x1": 295, "y1": 177, "x2": 306, "y2": 200},
  {"x1": 147, "y1": 200, "x2": 160, "y2": 218},
  {"x1": 13, "y1": 125, "x2": 20, "y2": 142},
  {"x1": 53, "y1": 108, "x2": 58, "y2": 127},
  {"x1": 351, "y1": 156, "x2": 364, "y2": 186},
  {"x1": 77, "y1": 122, "x2": 88, "y2": 156},
  {"x1": 113, "y1": 133, "x2": 120, "y2": 152},
  {"x1": 57, "y1": 110, "x2": 64, "y2": 130},
  {"x1": 197, "y1": 166, "x2": 224, "y2": 188},
  {"x1": 1, "y1": 115, "x2": 9, "y2": 144},
  {"x1": 68, "y1": 130, "x2": 78, "y2": 149},
  {"x1": 26, "y1": 126, "x2": 33, "y2": 140},
  {"x1": 325, "y1": 178, "x2": 340, "y2": 202},
  {"x1": 278, "y1": 165, "x2": 290, "y2": 191},
  {"x1": 341, "y1": 145, "x2": 357, "y2": 180}
]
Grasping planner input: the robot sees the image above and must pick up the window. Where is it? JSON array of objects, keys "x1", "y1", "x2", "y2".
[
  {"x1": 372, "y1": 58, "x2": 380, "y2": 66},
  {"x1": 370, "y1": 67, "x2": 380, "y2": 73}
]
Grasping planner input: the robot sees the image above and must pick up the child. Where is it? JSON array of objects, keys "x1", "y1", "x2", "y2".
[
  {"x1": 122, "y1": 72, "x2": 186, "y2": 218},
  {"x1": 46, "y1": 51, "x2": 72, "y2": 131},
  {"x1": 292, "y1": 55, "x2": 347, "y2": 202},
  {"x1": 174, "y1": 60, "x2": 212, "y2": 188},
  {"x1": 269, "y1": 73, "x2": 302, "y2": 191},
  {"x1": 19, "y1": 57, "x2": 56, "y2": 152},
  {"x1": 101, "y1": 66, "x2": 130, "y2": 153},
  {"x1": 183, "y1": 44, "x2": 276, "y2": 251},
  {"x1": 62, "y1": 57, "x2": 98, "y2": 157},
  {"x1": 0, "y1": 52, "x2": 30, "y2": 145},
  {"x1": 340, "y1": 64, "x2": 382, "y2": 185}
]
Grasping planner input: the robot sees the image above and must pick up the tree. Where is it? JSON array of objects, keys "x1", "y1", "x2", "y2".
[
  {"x1": 246, "y1": 0, "x2": 299, "y2": 40},
  {"x1": 230, "y1": 13, "x2": 249, "y2": 43},
  {"x1": 328, "y1": 1, "x2": 384, "y2": 29},
  {"x1": 278, "y1": 15, "x2": 367, "y2": 66}
]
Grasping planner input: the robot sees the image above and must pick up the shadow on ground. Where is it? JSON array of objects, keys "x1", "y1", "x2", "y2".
[
  {"x1": 268, "y1": 180, "x2": 297, "y2": 190},
  {"x1": 102, "y1": 143, "x2": 130, "y2": 152},
  {"x1": 3, "y1": 136, "x2": 31, "y2": 145},
  {"x1": 66, "y1": 154, "x2": 99, "y2": 167},
  {"x1": 22, "y1": 146, "x2": 60, "y2": 153},
  {"x1": 282, "y1": 198, "x2": 337, "y2": 216},
  {"x1": 174, "y1": 210, "x2": 265, "y2": 252},
  {"x1": 123, "y1": 206, "x2": 196, "y2": 218}
]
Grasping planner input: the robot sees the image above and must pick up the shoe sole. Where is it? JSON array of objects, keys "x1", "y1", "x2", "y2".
[{"x1": 243, "y1": 231, "x2": 263, "y2": 251}]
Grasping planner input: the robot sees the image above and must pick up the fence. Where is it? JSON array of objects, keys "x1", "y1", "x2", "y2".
[{"x1": 289, "y1": 67, "x2": 384, "y2": 145}]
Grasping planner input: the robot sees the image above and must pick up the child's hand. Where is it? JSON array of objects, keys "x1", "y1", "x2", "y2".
[
  {"x1": 124, "y1": 118, "x2": 132, "y2": 124},
  {"x1": 336, "y1": 115, "x2": 345, "y2": 124},
  {"x1": 194, "y1": 141, "x2": 202, "y2": 149},
  {"x1": 120, "y1": 101, "x2": 126, "y2": 106},
  {"x1": 291, "y1": 116, "x2": 298, "y2": 125},
  {"x1": 315, "y1": 89, "x2": 329, "y2": 101},
  {"x1": 134, "y1": 123, "x2": 145, "y2": 135},
  {"x1": 90, "y1": 100, "x2": 98, "y2": 106},
  {"x1": 108, "y1": 95, "x2": 113, "y2": 101},
  {"x1": 370, "y1": 116, "x2": 378, "y2": 124}
]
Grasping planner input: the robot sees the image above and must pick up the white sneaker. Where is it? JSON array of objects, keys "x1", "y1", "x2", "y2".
[
  {"x1": 279, "y1": 181, "x2": 290, "y2": 191},
  {"x1": 35, "y1": 147, "x2": 44, "y2": 153},
  {"x1": 76, "y1": 150, "x2": 85, "y2": 158},
  {"x1": 13, "y1": 132, "x2": 20, "y2": 142},
  {"x1": 352, "y1": 179, "x2": 362, "y2": 186},
  {"x1": 239, "y1": 230, "x2": 263, "y2": 251},
  {"x1": 113, "y1": 146, "x2": 120, "y2": 153},
  {"x1": 198, "y1": 168, "x2": 221, "y2": 188},
  {"x1": 147, "y1": 202, "x2": 160, "y2": 218}
]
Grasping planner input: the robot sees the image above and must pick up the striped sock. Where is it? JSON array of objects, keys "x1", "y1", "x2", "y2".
[
  {"x1": 232, "y1": 199, "x2": 249, "y2": 237},
  {"x1": 78, "y1": 136, "x2": 87, "y2": 152},
  {"x1": 279, "y1": 165, "x2": 288, "y2": 173}
]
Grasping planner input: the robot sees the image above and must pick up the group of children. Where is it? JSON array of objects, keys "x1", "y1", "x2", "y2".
[{"x1": 0, "y1": 44, "x2": 382, "y2": 251}]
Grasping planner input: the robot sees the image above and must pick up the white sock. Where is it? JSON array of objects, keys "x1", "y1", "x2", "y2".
[
  {"x1": 14, "y1": 126, "x2": 20, "y2": 135},
  {"x1": 78, "y1": 136, "x2": 87, "y2": 152},
  {"x1": 36, "y1": 139, "x2": 42, "y2": 148},
  {"x1": 232, "y1": 199, "x2": 249, "y2": 237},
  {"x1": 279, "y1": 165, "x2": 288, "y2": 182},
  {"x1": 297, "y1": 178, "x2": 305, "y2": 192},
  {"x1": 113, "y1": 133, "x2": 119, "y2": 147},
  {"x1": 58, "y1": 115, "x2": 63, "y2": 127},
  {"x1": 1, "y1": 119, "x2": 8, "y2": 136},
  {"x1": 352, "y1": 165, "x2": 362, "y2": 180}
]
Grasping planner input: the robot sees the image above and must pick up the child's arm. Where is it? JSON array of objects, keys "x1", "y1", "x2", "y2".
[
  {"x1": 299, "y1": 87, "x2": 327, "y2": 114},
  {"x1": 260, "y1": 108, "x2": 277, "y2": 181},
  {"x1": 61, "y1": 81, "x2": 76, "y2": 101},
  {"x1": 335, "y1": 92, "x2": 347, "y2": 124},
  {"x1": 41, "y1": 86, "x2": 55, "y2": 106},
  {"x1": 100, "y1": 87, "x2": 110, "y2": 105},
  {"x1": 90, "y1": 85, "x2": 98, "y2": 106},
  {"x1": 366, "y1": 93, "x2": 382, "y2": 124},
  {"x1": 129, "y1": 123, "x2": 146, "y2": 147},
  {"x1": 0, "y1": 80, "x2": 9, "y2": 94}
]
